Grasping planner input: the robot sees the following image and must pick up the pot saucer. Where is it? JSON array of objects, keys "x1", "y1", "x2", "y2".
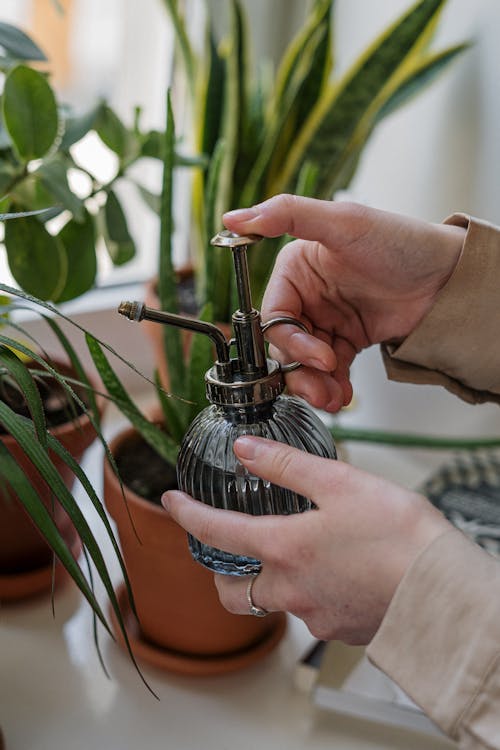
[{"x1": 109, "y1": 583, "x2": 287, "y2": 676}]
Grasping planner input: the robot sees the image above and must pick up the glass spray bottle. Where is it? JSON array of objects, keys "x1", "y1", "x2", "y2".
[{"x1": 119, "y1": 231, "x2": 336, "y2": 576}]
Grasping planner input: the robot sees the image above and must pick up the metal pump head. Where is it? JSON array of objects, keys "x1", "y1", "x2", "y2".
[
  {"x1": 118, "y1": 231, "x2": 306, "y2": 407},
  {"x1": 210, "y1": 230, "x2": 268, "y2": 380}
]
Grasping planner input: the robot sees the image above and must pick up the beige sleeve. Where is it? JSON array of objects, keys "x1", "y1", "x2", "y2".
[
  {"x1": 367, "y1": 529, "x2": 500, "y2": 748},
  {"x1": 369, "y1": 215, "x2": 500, "y2": 746},
  {"x1": 382, "y1": 213, "x2": 500, "y2": 405}
]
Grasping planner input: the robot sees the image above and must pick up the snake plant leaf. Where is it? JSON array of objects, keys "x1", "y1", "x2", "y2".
[
  {"x1": 272, "y1": 0, "x2": 450, "y2": 198},
  {"x1": 186, "y1": 303, "x2": 214, "y2": 425},
  {"x1": 86, "y1": 334, "x2": 179, "y2": 466},
  {"x1": 53, "y1": 210, "x2": 97, "y2": 302},
  {"x1": 199, "y1": 31, "x2": 226, "y2": 161},
  {"x1": 213, "y1": 0, "x2": 242, "y2": 221},
  {"x1": 273, "y1": 0, "x2": 333, "y2": 122},
  {"x1": 0, "y1": 22, "x2": 47, "y2": 61},
  {"x1": 374, "y1": 42, "x2": 470, "y2": 124},
  {"x1": 264, "y1": 1, "x2": 333, "y2": 196},
  {"x1": 327, "y1": 42, "x2": 471, "y2": 196},
  {"x1": 37, "y1": 157, "x2": 86, "y2": 222},
  {"x1": 158, "y1": 90, "x2": 186, "y2": 396},
  {"x1": 4, "y1": 215, "x2": 67, "y2": 301},
  {"x1": 241, "y1": 23, "x2": 329, "y2": 208},
  {"x1": 201, "y1": 138, "x2": 227, "y2": 314},
  {"x1": 0, "y1": 345, "x2": 47, "y2": 446},
  {"x1": 160, "y1": 0, "x2": 196, "y2": 95},
  {"x1": 2, "y1": 65, "x2": 58, "y2": 162},
  {"x1": 102, "y1": 189, "x2": 136, "y2": 266}
]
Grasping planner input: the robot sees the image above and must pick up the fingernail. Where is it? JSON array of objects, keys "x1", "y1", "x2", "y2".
[
  {"x1": 223, "y1": 206, "x2": 260, "y2": 223},
  {"x1": 161, "y1": 492, "x2": 171, "y2": 511},
  {"x1": 234, "y1": 436, "x2": 261, "y2": 460}
]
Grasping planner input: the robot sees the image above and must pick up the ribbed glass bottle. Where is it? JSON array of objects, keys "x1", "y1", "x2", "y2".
[{"x1": 177, "y1": 395, "x2": 336, "y2": 576}]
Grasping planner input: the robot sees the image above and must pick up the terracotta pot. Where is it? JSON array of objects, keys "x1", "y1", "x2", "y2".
[
  {"x1": 0, "y1": 361, "x2": 105, "y2": 602},
  {"x1": 103, "y1": 426, "x2": 286, "y2": 670}
]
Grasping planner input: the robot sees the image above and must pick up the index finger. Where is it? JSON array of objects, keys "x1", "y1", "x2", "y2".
[{"x1": 223, "y1": 193, "x2": 362, "y2": 247}]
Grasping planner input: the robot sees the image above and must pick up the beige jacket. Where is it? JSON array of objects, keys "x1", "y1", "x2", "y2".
[{"x1": 367, "y1": 214, "x2": 500, "y2": 749}]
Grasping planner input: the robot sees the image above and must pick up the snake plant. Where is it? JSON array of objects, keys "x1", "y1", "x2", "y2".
[{"x1": 163, "y1": 0, "x2": 469, "y2": 321}]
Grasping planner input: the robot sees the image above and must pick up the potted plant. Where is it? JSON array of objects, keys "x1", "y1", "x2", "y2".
[
  {"x1": 0, "y1": 1, "x2": 486, "y2": 682},
  {"x1": 91, "y1": 0, "x2": 475, "y2": 675},
  {"x1": 162, "y1": 0, "x2": 469, "y2": 320}
]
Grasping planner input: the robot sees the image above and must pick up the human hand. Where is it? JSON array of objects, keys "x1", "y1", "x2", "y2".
[
  {"x1": 162, "y1": 436, "x2": 451, "y2": 644},
  {"x1": 224, "y1": 195, "x2": 465, "y2": 412}
]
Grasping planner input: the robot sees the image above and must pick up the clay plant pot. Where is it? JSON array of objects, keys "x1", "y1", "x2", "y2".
[
  {"x1": 103, "y1": 426, "x2": 287, "y2": 676},
  {"x1": 0, "y1": 361, "x2": 105, "y2": 603}
]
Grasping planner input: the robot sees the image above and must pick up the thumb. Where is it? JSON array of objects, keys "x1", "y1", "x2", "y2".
[{"x1": 223, "y1": 194, "x2": 361, "y2": 246}]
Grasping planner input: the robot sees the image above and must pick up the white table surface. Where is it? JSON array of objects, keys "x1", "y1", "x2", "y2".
[{"x1": 1, "y1": 413, "x2": 459, "y2": 750}]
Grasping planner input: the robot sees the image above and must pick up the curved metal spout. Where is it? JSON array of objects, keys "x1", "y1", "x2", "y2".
[{"x1": 118, "y1": 301, "x2": 230, "y2": 364}]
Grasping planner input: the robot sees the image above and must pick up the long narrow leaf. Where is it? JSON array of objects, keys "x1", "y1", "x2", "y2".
[
  {"x1": 0, "y1": 403, "x2": 118, "y2": 632},
  {"x1": 271, "y1": 0, "x2": 449, "y2": 197},
  {"x1": 0, "y1": 440, "x2": 107, "y2": 621},
  {"x1": 86, "y1": 334, "x2": 179, "y2": 466},
  {"x1": 0, "y1": 345, "x2": 47, "y2": 447},
  {"x1": 158, "y1": 91, "x2": 186, "y2": 397}
]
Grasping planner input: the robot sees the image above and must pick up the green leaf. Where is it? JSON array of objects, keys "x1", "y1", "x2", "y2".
[
  {"x1": 53, "y1": 210, "x2": 97, "y2": 302},
  {"x1": 2, "y1": 65, "x2": 58, "y2": 162},
  {"x1": 154, "y1": 370, "x2": 186, "y2": 445},
  {"x1": 272, "y1": 0, "x2": 449, "y2": 197},
  {"x1": 102, "y1": 190, "x2": 136, "y2": 266},
  {"x1": 186, "y1": 303, "x2": 212, "y2": 424},
  {"x1": 0, "y1": 439, "x2": 107, "y2": 619},
  {"x1": 0, "y1": 346, "x2": 47, "y2": 446},
  {"x1": 60, "y1": 103, "x2": 101, "y2": 150},
  {"x1": 199, "y1": 31, "x2": 226, "y2": 159},
  {"x1": 158, "y1": 90, "x2": 185, "y2": 395},
  {"x1": 95, "y1": 105, "x2": 136, "y2": 161},
  {"x1": 86, "y1": 334, "x2": 179, "y2": 466},
  {"x1": 160, "y1": 0, "x2": 197, "y2": 96},
  {"x1": 375, "y1": 43, "x2": 470, "y2": 123},
  {"x1": 0, "y1": 22, "x2": 47, "y2": 61},
  {"x1": 134, "y1": 181, "x2": 161, "y2": 215},
  {"x1": 328, "y1": 43, "x2": 470, "y2": 195},
  {"x1": 0, "y1": 206, "x2": 57, "y2": 220},
  {"x1": 37, "y1": 158, "x2": 86, "y2": 222},
  {"x1": 214, "y1": 1, "x2": 243, "y2": 220},
  {"x1": 4, "y1": 215, "x2": 67, "y2": 300}
]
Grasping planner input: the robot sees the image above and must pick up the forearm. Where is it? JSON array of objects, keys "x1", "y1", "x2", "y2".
[{"x1": 383, "y1": 214, "x2": 500, "y2": 405}]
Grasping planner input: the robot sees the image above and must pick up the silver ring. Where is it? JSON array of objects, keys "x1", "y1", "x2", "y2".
[
  {"x1": 261, "y1": 316, "x2": 310, "y2": 373},
  {"x1": 246, "y1": 573, "x2": 269, "y2": 617}
]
